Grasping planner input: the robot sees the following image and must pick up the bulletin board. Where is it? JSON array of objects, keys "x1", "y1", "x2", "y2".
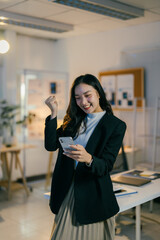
[{"x1": 99, "y1": 68, "x2": 144, "y2": 110}]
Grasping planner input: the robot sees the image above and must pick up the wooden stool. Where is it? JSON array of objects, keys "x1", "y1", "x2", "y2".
[
  {"x1": 0, "y1": 150, "x2": 30, "y2": 199},
  {"x1": 45, "y1": 152, "x2": 54, "y2": 190}
]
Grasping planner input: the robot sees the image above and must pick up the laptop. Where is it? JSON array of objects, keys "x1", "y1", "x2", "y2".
[{"x1": 111, "y1": 174, "x2": 151, "y2": 186}]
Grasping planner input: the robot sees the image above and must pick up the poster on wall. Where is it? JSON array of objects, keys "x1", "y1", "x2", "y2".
[
  {"x1": 99, "y1": 68, "x2": 144, "y2": 110},
  {"x1": 27, "y1": 79, "x2": 43, "y2": 107},
  {"x1": 101, "y1": 75, "x2": 116, "y2": 106},
  {"x1": 117, "y1": 74, "x2": 134, "y2": 108},
  {"x1": 47, "y1": 79, "x2": 66, "y2": 110}
]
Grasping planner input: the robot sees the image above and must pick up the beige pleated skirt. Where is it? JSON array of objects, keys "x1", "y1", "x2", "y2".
[{"x1": 50, "y1": 182, "x2": 115, "y2": 240}]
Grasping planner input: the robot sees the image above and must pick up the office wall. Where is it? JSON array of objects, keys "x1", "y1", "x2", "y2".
[{"x1": 63, "y1": 21, "x2": 160, "y2": 100}]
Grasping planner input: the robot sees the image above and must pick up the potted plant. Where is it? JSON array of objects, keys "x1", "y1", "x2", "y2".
[
  {"x1": 0, "y1": 100, "x2": 37, "y2": 147},
  {"x1": 0, "y1": 100, "x2": 24, "y2": 147}
]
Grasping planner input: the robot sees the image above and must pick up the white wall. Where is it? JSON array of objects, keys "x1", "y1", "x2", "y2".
[{"x1": 64, "y1": 21, "x2": 160, "y2": 93}]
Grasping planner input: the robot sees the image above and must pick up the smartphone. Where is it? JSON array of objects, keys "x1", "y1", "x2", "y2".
[{"x1": 59, "y1": 137, "x2": 75, "y2": 151}]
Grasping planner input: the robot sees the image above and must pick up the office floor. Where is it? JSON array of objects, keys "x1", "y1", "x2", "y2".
[{"x1": 0, "y1": 180, "x2": 159, "y2": 240}]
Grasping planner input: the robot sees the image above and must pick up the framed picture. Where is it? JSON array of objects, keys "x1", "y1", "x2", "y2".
[
  {"x1": 50, "y1": 82, "x2": 57, "y2": 94},
  {"x1": 99, "y1": 68, "x2": 144, "y2": 110}
]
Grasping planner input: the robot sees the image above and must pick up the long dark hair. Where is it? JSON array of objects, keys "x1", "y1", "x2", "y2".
[{"x1": 62, "y1": 74, "x2": 113, "y2": 137}]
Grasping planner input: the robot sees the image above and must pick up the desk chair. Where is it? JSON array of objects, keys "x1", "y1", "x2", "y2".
[{"x1": 111, "y1": 144, "x2": 129, "y2": 175}]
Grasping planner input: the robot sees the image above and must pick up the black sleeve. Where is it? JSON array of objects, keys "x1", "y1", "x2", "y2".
[
  {"x1": 44, "y1": 115, "x2": 63, "y2": 151},
  {"x1": 90, "y1": 121, "x2": 126, "y2": 176}
]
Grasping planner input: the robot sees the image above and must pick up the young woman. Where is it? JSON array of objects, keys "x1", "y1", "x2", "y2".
[{"x1": 44, "y1": 74, "x2": 126, "y2": 240}]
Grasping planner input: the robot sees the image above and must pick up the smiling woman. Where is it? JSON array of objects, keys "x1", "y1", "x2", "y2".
[
  {"x1": 44, "y1": 74, "x2": 126, "y2": 240},
  {"x1": 74, "y1": 83, "x2": 102, "y2": 113},
  {"x1": 62, "y1": 74, "x2": 113, "y2": 138}
]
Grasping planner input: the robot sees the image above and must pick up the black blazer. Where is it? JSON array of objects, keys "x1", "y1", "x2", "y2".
[{"x1": 45, "y1": 113, "x2": 126, "y2": 225}]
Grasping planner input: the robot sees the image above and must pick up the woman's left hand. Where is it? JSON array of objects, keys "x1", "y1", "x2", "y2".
[{"x1": 63, "y1": 144, "x2": 92, "y2": 164}]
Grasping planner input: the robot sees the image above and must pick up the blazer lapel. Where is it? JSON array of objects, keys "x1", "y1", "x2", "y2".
[{"x1": 85, "y1": 113, "x2": 112, "y2": 155}]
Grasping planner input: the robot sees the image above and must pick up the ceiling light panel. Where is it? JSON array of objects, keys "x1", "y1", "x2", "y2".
[
  {"x1": 52, "y1": 0, "x2": 144, "y2": 20},
  {"x1": 0, "y1": 10, "x2": 73, "y2": 33}
]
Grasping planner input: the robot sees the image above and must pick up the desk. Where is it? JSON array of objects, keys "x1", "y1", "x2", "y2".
[
  {"x1": 44, "y1": 173, "x2": 160, "y2": 240},
  {"x1": 115, "y1": 174, "x2": 160, "y2": 240},
  {"x1": 0, "y1": 144, "x2": 35, "y2": 199}
]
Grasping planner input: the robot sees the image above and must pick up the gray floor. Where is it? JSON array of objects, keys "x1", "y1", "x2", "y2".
[{"x1": 0, "y1": 180, "x2": 160, "y2": 240}]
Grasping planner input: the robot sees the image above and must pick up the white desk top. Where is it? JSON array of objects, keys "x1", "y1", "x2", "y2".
[{"x1": 117, "y1": 177, "x2": 160, "y2": 213}]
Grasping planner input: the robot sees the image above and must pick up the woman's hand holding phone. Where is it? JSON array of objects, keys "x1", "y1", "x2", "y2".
[{"x1": 63, "y1": 144, "x2": 92, "y2": 165}]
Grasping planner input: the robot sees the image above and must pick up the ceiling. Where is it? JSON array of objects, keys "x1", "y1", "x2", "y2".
[{"x1": 0, "y1": 0, "x2": 160, "y2": 40}]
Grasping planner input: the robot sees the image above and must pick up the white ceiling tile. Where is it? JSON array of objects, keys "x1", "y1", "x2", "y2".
[
  {"x1": 61, "y1": 25, "x2": 98, "y2": 37},
  {"x1": 47, "y1": 9, "x2": 105, "y2": 25},
  {"x1": 78, "y1": 18, "x2": 127, "y2": 32},
  {"x1": 3, "y1": 0, "x2": 68, "y2": 18},
  {"x1": 0, "y1": 0, "x2": 24, "y2": 9}
]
